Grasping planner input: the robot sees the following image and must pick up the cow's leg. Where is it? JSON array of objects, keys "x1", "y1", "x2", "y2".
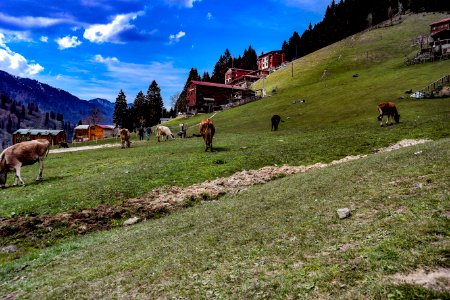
[
  {"x1": 13, "y1": 165, "x2": 25, "y2": 186},
  {"x1": 36, "y1": 157, "x2": 44, "y2": 181}
]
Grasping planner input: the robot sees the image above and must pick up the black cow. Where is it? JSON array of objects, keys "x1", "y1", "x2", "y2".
[{"x1": 271, "y1": 115, "x2": 283, "y2": 131}]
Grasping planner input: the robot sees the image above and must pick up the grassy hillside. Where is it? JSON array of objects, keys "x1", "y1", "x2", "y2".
[
  {"x1": 1, "y1": 139, "x2": 449, "y2": 299},
  {"x1": 0, "y1": 13, "x2": 449, "y2": 298}
]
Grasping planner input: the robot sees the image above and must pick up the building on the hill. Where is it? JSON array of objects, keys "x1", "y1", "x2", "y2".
[
  {"x1": 187, "y1": 81, "x2": 255, "y2": 113},
  {"x1": 12, "y1": 129, "x2": 66, "y2": 145},
  {"x1": 430, "y1": 18, "x2": 450, "y2": 58},
  {"x1": 224, "y1": 68, "x2": 267, "y2": 88},
  {"x1": 258, "y1": 50, "x2": 287, "y2": 72},
  {"x1": 73, "y1": 124, "x2": 116, "y2": 142}
]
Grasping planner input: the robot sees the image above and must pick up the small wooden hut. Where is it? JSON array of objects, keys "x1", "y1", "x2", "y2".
[{"x1": 12, "y1": 129, "x2": 66, "y2": 145}]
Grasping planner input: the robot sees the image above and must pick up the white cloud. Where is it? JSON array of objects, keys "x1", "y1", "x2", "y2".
[
  {"x1": 83, "y1": 11, "x2": 144, "y2": 44},
  {"x1": 94, "y1": 54, "x2": 119, "y2": 63},
  {"x1": 56, "y1": 35, "x2": 82, "y2": 49},
  {"x1": 164, "y1": 0, "x2": 202, "y2": 8},
  {"x1": 0, "y1": 12, "x2": 75, "y2": 28},
  {"x1": 169, "y1": 31, "x2": 186, "y2": 43},
  {"x1": 40, "y1": 36, "x2": 48, "y2": 43},
  {"x1": 0, "y1": 33, "x2": 44, "y2": 76},
  {"x1": 206, "y1": 12, "x2": 213, "y2": 20}
]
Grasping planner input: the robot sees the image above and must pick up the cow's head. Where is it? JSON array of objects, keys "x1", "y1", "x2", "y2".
[{"x1": 394, "y1": 114, "x2": 400, "y2": 123}]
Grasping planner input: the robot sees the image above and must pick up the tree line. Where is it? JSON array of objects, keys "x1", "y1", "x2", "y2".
[
  {"x1": 113, "y1": 80, "x2": 174, "y2": 131},
  {"x1": 282, "y1": 0, "x2": 450, "y2": 61}
]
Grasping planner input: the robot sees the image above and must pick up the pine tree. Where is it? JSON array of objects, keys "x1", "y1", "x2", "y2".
[
  {"x1": 113, "y1": 89, "x2": 128, "y2": 128},
  {"x1": 146, "y1": 80, "x2": 164, "y2": 126},
  {"x1": 175, "y1": 68, "x2": 201, "y2": 113},
  {"x1": 133, "y1": 91, "x2": 146, "y2": 127},
  {"x1": 211, "y1": 49, "x2": 232, "y2": 83}
]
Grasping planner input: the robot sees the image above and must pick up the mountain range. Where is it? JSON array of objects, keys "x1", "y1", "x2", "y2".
[{"x1": 0, "y1": 70, "x2": 114, "y2": 125}]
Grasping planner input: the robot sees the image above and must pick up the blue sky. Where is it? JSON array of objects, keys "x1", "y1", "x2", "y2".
[{"x1": 0, "y1": 0, "x2": 330, "y2": 108}]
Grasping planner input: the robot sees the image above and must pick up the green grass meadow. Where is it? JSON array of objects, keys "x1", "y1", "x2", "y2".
[{"x1": 1, "y1": 13, "x2": 449, "y2": 298}]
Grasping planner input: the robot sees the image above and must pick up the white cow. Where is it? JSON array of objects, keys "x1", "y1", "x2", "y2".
[{"x1": 156, "y1": 126, "x2": 175, "y2": 142}]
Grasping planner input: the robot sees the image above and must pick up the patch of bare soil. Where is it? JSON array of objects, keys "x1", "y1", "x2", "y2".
[
  {"x1": 0, "y1": 139, "x2": 431, "y2": 244},
  {"x1": 391, "y1": 268, "x2": 450, "y2": 292}
]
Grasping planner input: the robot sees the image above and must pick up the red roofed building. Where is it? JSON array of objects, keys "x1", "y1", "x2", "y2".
[
  {"x1": 430, "y1": 18, "x2": 450, "y2": 58},
  {"x1": 187, "y1": 81, "x2": 255, "y2": 113},
  {"x1": 430, "y1": 18, "x2": 450, "y2": 39},
  {"x1": 258, "y1": 50, "x2": 286, "y2": 72}
]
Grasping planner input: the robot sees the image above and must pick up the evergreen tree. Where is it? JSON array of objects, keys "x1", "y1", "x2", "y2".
[
  {"x1": 202, "y1": 71, "x2": 211, "y2": 82},
  {"x1": 44, "y1": 112, "x2": 50, "y2": 126},
  {"x1": 211, "y1": 49, "x2": 232, "y2": 83},
  {"x1": 113, "y1": 89, "x2": 128, "y2": 128},
  {"x1": 241, "y1": 45, "x2": 258, "y2": 70},
  {"x1": 133, "y1": 91, "x2": 146, "y2": 127},
  {"x1": 175, "y1": 68, "x2": 201, "y2": 113},
  {"x1": 146, "y1": 80, "x2": 164, "y2": 126}
]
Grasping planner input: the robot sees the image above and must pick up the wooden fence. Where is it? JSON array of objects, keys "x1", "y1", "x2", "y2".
[{"x1": 420, "y1": 75, "x2": 450, "y2": 97}]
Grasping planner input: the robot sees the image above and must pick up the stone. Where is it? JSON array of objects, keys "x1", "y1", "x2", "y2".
[
  {"x1": 124, "y1": 217, "x2": 140, "y2": 226},
  {"x1": 337, "y1": 208, "x2": 351, "y2": 219}
]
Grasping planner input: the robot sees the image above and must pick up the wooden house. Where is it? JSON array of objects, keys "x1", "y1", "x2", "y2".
[
  {"x1": 430, "y1": 18, "x2": 450, "y2": 58},
  {"x1": 225, "y1": 68, "x2": 267, "y2": 88},
  {"x1": 258, "y1": 50, "x2": 286, "y2": 72},
  {"x1": 73, "y1": 124, "x2": 116, "y2": 142},
  {"x1": 187, "y1": 81, "x2": 255, "y2": 113},
  {"x1": 12, "y1": 129, "x2": 66, "y2": 145}
]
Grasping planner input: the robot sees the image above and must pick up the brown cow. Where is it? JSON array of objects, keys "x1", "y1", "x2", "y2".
[
  {"x1": 199, "y1": 118, "x2": 215, "y2": 152},
  {"x1": 0, "y1": 139, "x2": 51, "y2": 188},
  {"x1": 120, "y1": 128, "x2": 131, "y2": 148},
  {"x1": 377, "y1": 102, "x2": 400, "y2": 127}
]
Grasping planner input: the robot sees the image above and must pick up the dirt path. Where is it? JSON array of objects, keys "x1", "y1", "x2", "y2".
[{"x1": 0, "y1": 139, "x2": 431, "y2": 242}]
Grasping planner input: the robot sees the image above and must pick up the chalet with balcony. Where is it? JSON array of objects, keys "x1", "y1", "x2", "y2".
[
  {"x1": 430, "y1": 18, "x2": 450, "y2": 58},
  {"x1": 224, "y1": 68, "x2": 266, "y2": 88},
  {"x1": 187, "y1": 81, "x2": 255, "y2": 113},
  {"x1": 258, "y1": 50, "x2": 286, "y2": 72}
]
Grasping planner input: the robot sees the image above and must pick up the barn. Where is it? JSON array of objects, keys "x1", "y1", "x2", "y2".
[
  {"x1": 187, "y1": 81, "x2": 255, "y2": 113},
  {"x1": 12, "y1": 129, "x2": 66, "y2": 145}
]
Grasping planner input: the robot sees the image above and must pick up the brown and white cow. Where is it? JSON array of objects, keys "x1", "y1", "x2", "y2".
[
  {"x1": 377, "y1": 102, "x2": 400, "y2": 127},
  {"x1": 156, "y1": 126, "x2": 175, "y2": 142},
  {"x1": 0, "y1": 139, "x2": 51, "y2": 188},
  {"x1": 199, "y1": 118, "x2": 215, "y2": 152},
  {"x1": 120, "y1": 128, "x2": 131, "y2": 148}
]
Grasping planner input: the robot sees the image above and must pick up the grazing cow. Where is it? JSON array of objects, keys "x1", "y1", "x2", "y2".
[
  {"x1": 120, "y1": 128, "x2": 131, "y2": 148},
  {"x1": 199, "y1": 118, "x2": 215, "y2": 152},
  {"x1": 377, "y1": 102, "x2": 400, "y2": 127},
  {"x1": 0, "y1": 139, "x2": 51, "y2": 188},
  {"x1": 156, "y1": 126, "x2": 175, "y2": 142},
  {"x1": 271, "y1": 115, "x2": 283, "y2": 131},
  {"x1": 59, "y1": 141, "x2": 69, "y2": 148}
]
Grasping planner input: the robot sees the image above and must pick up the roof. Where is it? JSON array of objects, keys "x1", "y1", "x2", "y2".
[
  {"x1": 74, "y1": 125, "x2": 90, "y2": 130},
  {"x1": 430, "y1": 18, "x2": 450, "y2": 26},
  {"x1": 258, "y1": 50, "x2": 284, "y2": 58},
  {"x1": 13, "y1": 129, "x2": 65, "y2": 136},
  {"x1": 95, "y1": 124, "x2": 115, "y2": 129},
  {"x1": 190, "y1": 80, "x2": 249, "y2": 91}
]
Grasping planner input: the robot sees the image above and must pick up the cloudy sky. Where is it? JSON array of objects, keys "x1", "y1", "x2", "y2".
[{"x1": 0, "y1": 0, "x2": 330, "y2": 107}]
